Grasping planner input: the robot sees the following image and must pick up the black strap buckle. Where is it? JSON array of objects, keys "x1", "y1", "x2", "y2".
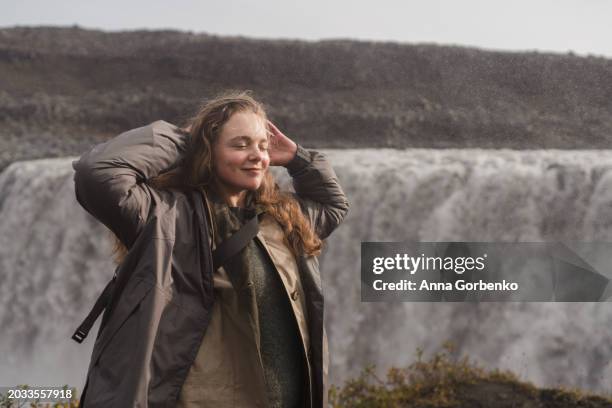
[
  {"x1": 71, "y1": 270, "x2": 118, "y2": 344},
  {"x1": 72, "y1": 328, "x2": 87, "y2": 344}
]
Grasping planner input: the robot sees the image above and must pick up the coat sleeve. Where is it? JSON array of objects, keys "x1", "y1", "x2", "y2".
[
  {"x1": 285, "y1": 144, "x2": 350, "y2": 240},
  {"x1": 72, "y1": 121, "x2": 189, "y2": 248}
]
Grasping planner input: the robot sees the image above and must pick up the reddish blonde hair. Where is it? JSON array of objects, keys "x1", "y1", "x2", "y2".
[{"x1": 111, "y1": 90, "x2": 322, "y2": 264}]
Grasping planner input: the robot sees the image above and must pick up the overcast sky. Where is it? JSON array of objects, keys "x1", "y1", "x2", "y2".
[{"x1": 3, "y1": 0, "x2": 612, "y2": 58}]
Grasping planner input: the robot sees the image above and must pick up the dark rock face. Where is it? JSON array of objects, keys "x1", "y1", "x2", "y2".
[{"x1": 2, "y1": 26, "x2": 612, "y2": 170}]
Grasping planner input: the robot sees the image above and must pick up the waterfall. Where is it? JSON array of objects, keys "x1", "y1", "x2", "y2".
[
  {"x1": 0, "y1": 157, "x2": 113, "y2": 392},
  {"x1": 1, "y1": 149, "x2": 611, "y2": 395}
]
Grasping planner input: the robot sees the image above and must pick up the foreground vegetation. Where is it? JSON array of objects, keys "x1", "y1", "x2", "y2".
[{"x1": 329, "y1": 342, "x2": 612, "y2": 408}]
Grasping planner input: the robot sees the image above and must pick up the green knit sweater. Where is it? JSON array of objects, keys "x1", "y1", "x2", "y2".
[{"x1": 230, "y1": 207, "x2": 305, "y2": 408}]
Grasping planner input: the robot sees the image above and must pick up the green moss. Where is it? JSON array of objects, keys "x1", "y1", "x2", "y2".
[{"x1": 329, "y1": 342, "x2": 612, "y2": 408}]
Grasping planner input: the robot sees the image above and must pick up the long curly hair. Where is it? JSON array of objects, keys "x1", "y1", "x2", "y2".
[{"x1": 111, "y1": 90, "x2": 322, "y2": 264}]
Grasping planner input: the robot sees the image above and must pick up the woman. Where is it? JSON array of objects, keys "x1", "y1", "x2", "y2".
[{"x1": 72, "y1": 90, "x2": 349, "y2": 407}]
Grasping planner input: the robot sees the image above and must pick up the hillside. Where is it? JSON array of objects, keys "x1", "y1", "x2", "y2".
[{"x1": 2, "y1": 26, "x2": 612, "y2": 171}]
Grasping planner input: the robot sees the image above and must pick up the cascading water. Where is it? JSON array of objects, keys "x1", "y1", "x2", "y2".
[{"x1": 1, "y1": 149, "x2": 611, "y2": 395}]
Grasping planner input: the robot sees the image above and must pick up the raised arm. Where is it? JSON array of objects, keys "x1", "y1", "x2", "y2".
[
  {"x1": 285, "y1": 145, "x2": 349, "y2": 239},
  {"x1": 267, "y1": 121, "x2": 349, "y2": 240},
  {"x1": 72, "y1": 120, "x2": 189, "y2": 248}
]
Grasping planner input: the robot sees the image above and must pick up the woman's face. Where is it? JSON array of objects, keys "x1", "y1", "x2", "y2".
[{"x1": 212, "y1": 110, "x2": 270, "y2": 202}]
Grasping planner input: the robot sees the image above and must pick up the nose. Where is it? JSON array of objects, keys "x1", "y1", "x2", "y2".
[{"x1": 248, "y1": 146, "x2": 267, "y2": 162}]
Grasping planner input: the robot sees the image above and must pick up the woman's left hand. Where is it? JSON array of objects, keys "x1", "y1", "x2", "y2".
[{"x1": 267, "y1": 120, "x2": 298, "y2": 166}]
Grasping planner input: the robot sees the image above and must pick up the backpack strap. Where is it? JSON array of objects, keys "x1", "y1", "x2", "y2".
[
  {"x1": 71, "y1": 267, "x2": 118, "y2": 344},
  {"x1": 212, "y1": 213, "x2": 260, "y2": 270},
  {"x1": 196, "y1": 188, "x2": 262, "y2": 270}
]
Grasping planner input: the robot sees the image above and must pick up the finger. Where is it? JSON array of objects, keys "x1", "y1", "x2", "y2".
[
  {"x1": 269, "y1": 133, "x2": 279, "y2": 147},
  {"x1": 267, "y1": 120, "x2": 282, "y2": 135}
]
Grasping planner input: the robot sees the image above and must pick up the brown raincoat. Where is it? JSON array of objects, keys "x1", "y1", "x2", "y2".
[{"x1": 73, "y1": 121, "x2": 349, "y2": 407}]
